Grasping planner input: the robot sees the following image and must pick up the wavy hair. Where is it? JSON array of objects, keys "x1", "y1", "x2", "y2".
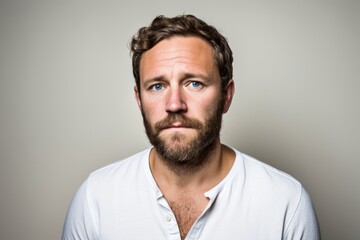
[{"x1": 130, "y1": 14, "x2": 233, "y2": 92}]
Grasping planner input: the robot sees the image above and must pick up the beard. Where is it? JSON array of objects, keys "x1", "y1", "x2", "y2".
[{"x1": 141, "y1": 98, "x2": 224, "y2": 174}]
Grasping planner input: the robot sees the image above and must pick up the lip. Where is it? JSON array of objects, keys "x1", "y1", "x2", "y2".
[
  {"x1": 168, "y1": 122, "x2": 187, "y2": 128},
  {"x1": 161, "y1": 122, "x2": 191, "y2": 130},
  {"x1": 166, "y1": 126, "x2": 188, "y2": 130}
]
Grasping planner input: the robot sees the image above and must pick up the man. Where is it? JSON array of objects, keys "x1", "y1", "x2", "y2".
[{"x1": 62, "y1": 15, "x2": 320, "y2": 239}]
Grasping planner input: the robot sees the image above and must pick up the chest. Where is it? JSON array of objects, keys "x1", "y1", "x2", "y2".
[{"x1": 167, "y1": 195, "x2": 209, "y2": 239}]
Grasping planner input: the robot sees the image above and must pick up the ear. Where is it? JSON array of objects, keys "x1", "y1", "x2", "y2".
[
  {"x1": 222, "y1": 79, "x2": 235, "y2": 113},
  {"x1": 134, "y1": 85, "x2": 142, "y2": 110}
]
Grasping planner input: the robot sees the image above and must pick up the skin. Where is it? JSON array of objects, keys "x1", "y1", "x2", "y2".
[
  {"x1": 134, "y1": 36, "x2": 236, "y2": 239},
  {"x1": 135, "y1": 35, "x2": 235, "y2": 184}
]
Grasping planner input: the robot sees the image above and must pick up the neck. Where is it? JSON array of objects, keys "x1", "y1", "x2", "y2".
[{"x1": 150, "y1": 142, "x2": 234, "y2": 191}]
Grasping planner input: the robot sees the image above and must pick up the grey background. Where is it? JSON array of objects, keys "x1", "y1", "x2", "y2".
[{"x1": 0, "y1": 0, "x2": 359, "y2": 239}]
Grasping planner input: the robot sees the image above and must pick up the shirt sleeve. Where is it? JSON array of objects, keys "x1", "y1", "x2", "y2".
[
  {"x1": 62, "y1": 179, "x2": 98, "y2": 240},
  {"x1": 284, "y1": 187, "x2": 321, "y2": 240}
]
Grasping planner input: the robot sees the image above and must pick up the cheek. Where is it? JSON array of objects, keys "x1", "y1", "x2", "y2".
[
  {"x1": 141, "y1": 101, "x2": 164, "y2": 122},
  {"x1": 190, "y1": 95, "x2": 221, "y2": 119}
]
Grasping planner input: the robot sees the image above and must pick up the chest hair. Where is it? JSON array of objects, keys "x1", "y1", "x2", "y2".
[{"x1": 168, "y1": 196, "x2": 206, "y2": 240}]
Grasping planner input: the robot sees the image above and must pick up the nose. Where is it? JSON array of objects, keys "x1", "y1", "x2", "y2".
[{"x1": 165, "y1": 86, "x2": 187, "y2": 113}]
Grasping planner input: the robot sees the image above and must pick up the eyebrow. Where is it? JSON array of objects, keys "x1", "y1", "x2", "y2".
[
  {"x1": 181, "y1": 73, "x2": 211, "y2": 82},
  {"x1": 143, "y1": 72, "x2": 211, "y2": 85}
]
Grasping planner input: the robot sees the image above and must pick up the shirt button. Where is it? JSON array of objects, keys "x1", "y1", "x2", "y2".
[{"x1": 165, "y1": 215, "x2": 172, "y2": 222}]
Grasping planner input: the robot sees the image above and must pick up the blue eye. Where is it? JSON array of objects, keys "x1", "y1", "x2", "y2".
[
  {"x1": 151, "y1": 84, "x2": 163, "y2": 91},
  {"x1": 190, "y1": 81, "x2": 202, "y2": 88}
]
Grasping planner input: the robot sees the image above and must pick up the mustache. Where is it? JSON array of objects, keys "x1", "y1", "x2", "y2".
[{"x1": 154, "y1": 114, "x2": 202, "y2": 131}]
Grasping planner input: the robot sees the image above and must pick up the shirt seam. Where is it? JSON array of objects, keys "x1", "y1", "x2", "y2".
[
  {"x1": 85, "y1": 177, "x2": 100, "y2": 239},
  {"x1": 283, "y1": 185, "x2": 304, "y2": 236}
]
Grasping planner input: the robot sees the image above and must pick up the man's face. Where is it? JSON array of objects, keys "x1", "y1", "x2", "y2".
[{"x1": 135, "y1": 36, "x2": 233, "y2": 171}]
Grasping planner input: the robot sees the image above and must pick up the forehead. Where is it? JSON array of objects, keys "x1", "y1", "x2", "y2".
[{"x1": 139, "y1": 36, "x2": 217, "y2": 81}]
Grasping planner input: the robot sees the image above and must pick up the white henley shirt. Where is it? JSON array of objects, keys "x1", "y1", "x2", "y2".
[{"x1": 62, "y1": 148, "x2": 320, "y2": 239}]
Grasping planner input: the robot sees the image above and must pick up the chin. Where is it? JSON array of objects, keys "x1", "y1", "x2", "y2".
[{"x1": 163, "y1": 132, "x2": 197, "y2": 146}]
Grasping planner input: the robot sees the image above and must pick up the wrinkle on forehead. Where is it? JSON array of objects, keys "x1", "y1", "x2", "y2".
[{"x1": 140, "y1": 36, "x2": 218, "y2": 82}]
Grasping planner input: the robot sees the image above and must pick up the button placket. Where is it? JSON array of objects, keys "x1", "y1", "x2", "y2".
[
  {"x1": 157, "y1": 195, "x2": 181, "y2": 239},
  {"x1": 165, "y1": 214, "x2": 172, "y2": 222}
]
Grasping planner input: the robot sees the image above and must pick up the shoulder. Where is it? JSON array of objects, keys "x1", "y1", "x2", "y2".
[
  {"x1": 231, "y1": 149, "x2": 305, "y2": 207},
  {"x1": 231, "y1": 149, "x2": 320, "y2": 237},
  {"x1": 238, "y1": 151, "x2": 302, "y2": 191},
  {"x1": 62, "y1": 149, "x2": 152, "y2": 239},
  {"x1": 84, "y1": 148, "x2": 151, "y2": 191}
]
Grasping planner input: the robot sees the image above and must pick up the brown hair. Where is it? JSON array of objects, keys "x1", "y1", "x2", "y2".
[{"x1": 130, "y1": 14, "x2": 233, "y2": 92}]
